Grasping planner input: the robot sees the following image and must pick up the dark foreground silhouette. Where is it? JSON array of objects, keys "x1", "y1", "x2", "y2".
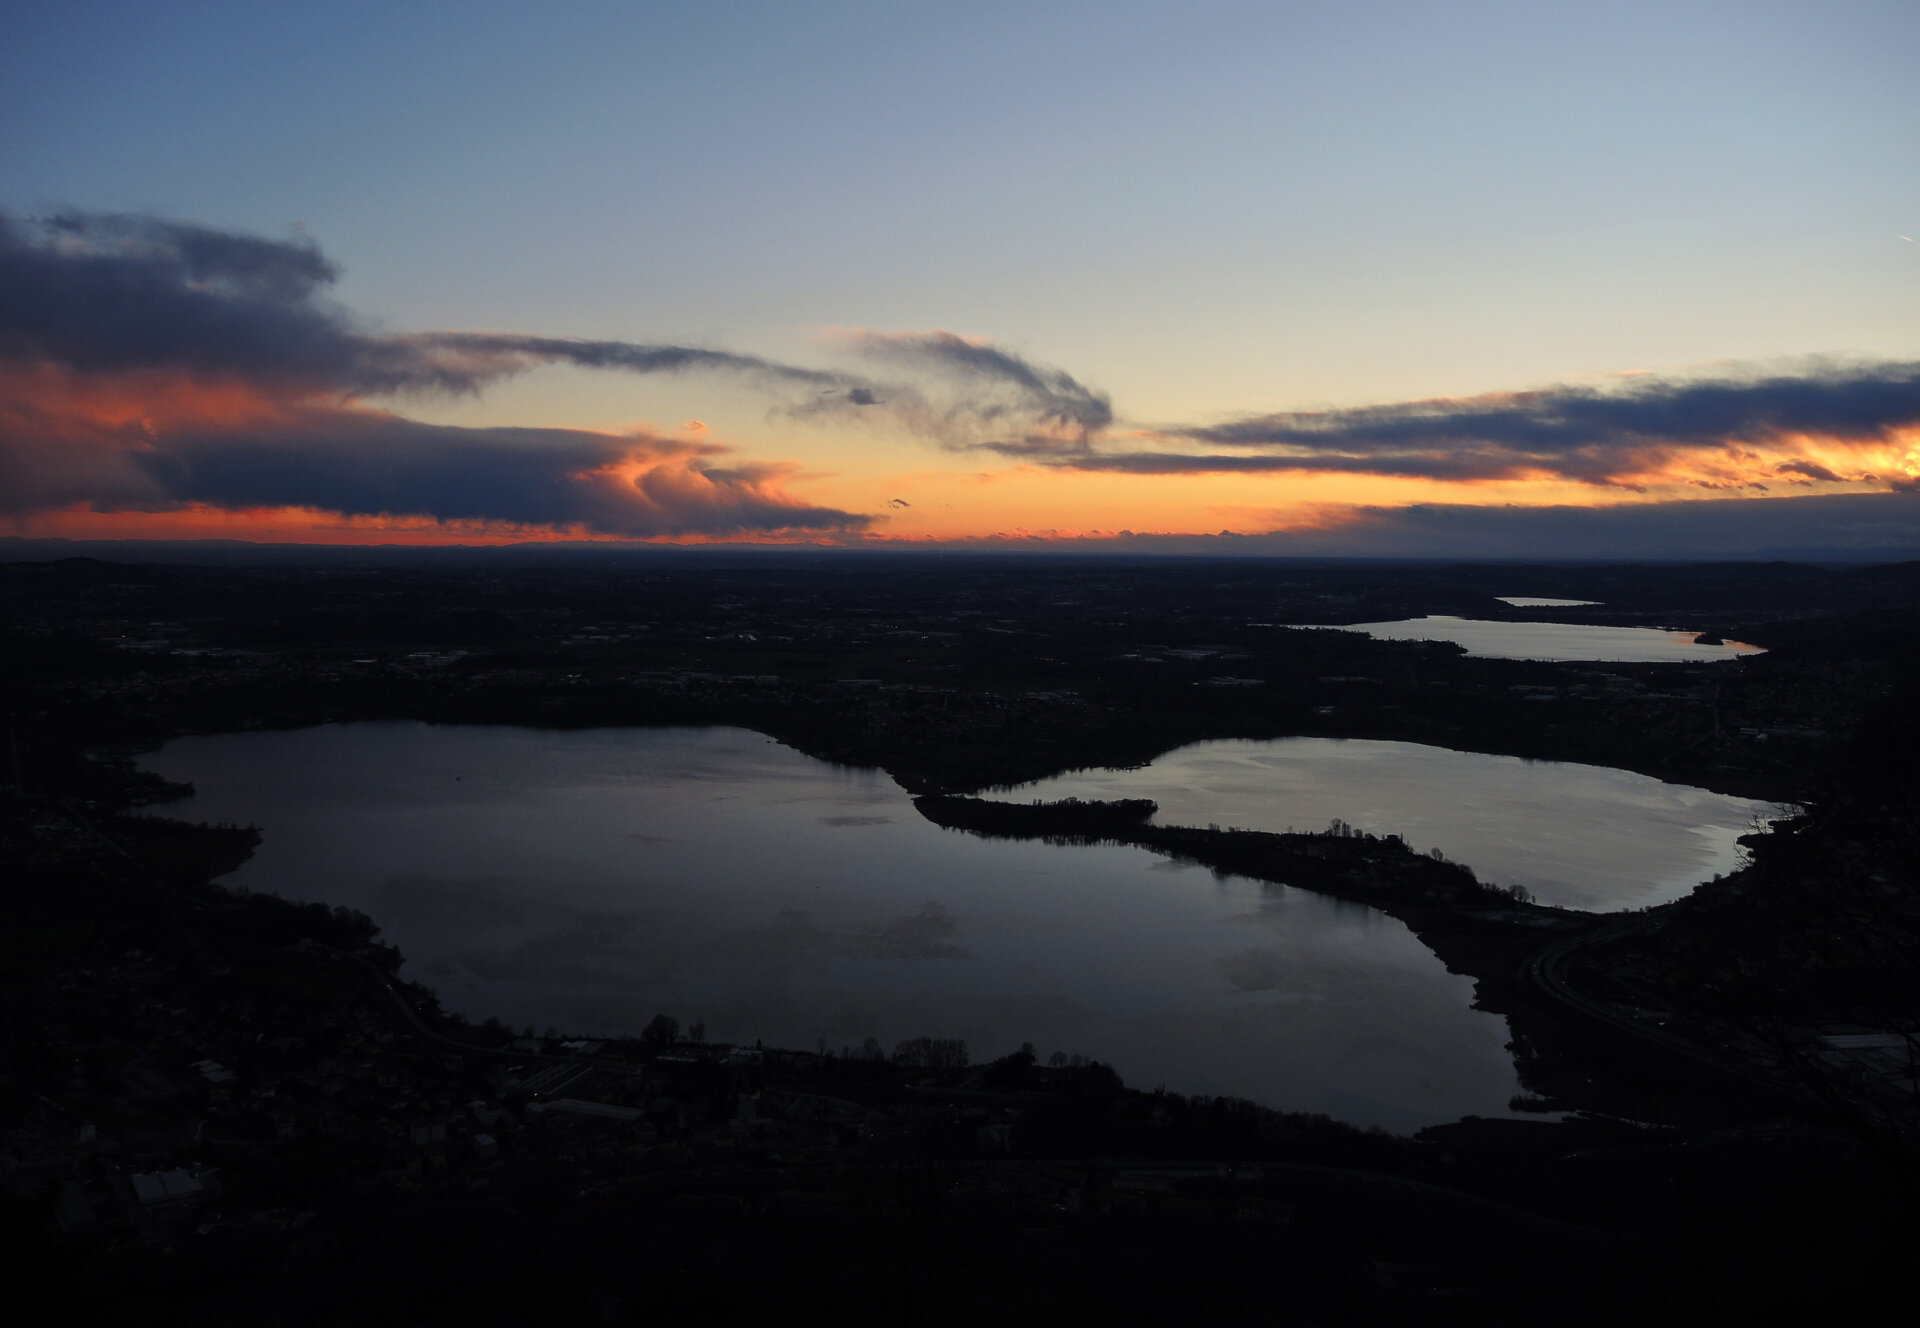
[{"x1": 4, "y1": 553, "x2": 1918, "y2": 1322}]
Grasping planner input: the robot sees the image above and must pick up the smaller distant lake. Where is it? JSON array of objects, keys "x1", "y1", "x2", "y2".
[
  {"x1": 1496, "y1": 596, "x2": 1602, "y2": 608},
  {"x1": 1008, "y1": 737, "x2": 1784, "y2": 911},
  {"x1": 1316, "y1": 615, "x2": 1764, "y2": 662}
]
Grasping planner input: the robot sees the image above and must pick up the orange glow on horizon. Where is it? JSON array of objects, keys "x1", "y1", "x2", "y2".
[{"x1": 5, "y1": 503, "x2": 869, "y2": 546}]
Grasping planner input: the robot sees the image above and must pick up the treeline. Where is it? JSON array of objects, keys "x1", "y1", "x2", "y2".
[
  {"x1": 891, "y1": 1035, "x2": 970, "y2": 1069},
  {"x1": 916, "y1": 794, "x2": 1548, "y2": 913},
  {"x1": 913, "y1": 794, "x2": 1158, "y2": 838}
]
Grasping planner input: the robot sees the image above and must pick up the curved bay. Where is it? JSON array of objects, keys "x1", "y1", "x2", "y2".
[{"x1": 1009, "y1": 736, "x2": 1782, "y2": 911}]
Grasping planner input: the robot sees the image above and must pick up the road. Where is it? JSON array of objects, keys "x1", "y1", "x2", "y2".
[{"x1": 1517, "y1": 914, "x2": 1811, "y2": 1107}]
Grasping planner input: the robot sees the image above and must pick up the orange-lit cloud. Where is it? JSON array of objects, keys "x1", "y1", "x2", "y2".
[
  {"x1": 999, "y1": 366, "x2": 1920, "y2": 497},
  {"x1": 0, "y1": 371, "x2": 868, "y2": 538},
  {"x1": 0, "y1": 212, "x2": 869, "y2": 539}
]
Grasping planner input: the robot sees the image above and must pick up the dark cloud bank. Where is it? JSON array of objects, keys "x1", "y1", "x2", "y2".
[
  {"x1": 990, "y1": 366, "x2": 1920, "y2": 489},
  {"x1": 0, "y1": 212, "x2": 890, "y2": 535},
  {"x1": 1179, "y1": 366, "x2": 1920, "y2": 482},
  {"x1": 1168, "y1": 491, "x2": 1920, "y2": 560},
  {"x1": 0, "y1": 211, "x2": 867, "y2": 400}
]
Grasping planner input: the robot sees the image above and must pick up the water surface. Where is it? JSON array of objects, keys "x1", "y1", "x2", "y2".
[
  {"x1": 143, "y1": 723, "x2": 1522, "y2": 1131},
  {"x1": 1321, "y1": 615, "x2": 1763, "y2": 662},
  {"x1": 1495, "y1": 596, "x2": 1602, "y2": 608},
  {"x1": 1008, "y1": 737, "x2": 1778, "y2": 911}
]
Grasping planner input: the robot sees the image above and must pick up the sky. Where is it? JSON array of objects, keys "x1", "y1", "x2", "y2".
[{"x1": 3, "y1": 0, "x2": 1919, "y2": 556}]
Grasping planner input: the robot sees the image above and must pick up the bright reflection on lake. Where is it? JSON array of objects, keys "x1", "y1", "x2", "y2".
[
  {"x1": 1009, "y1": 738, "x2": 1781, "y2": 912},
  {"x1": 1322, "y1": 615, "x2": 1764, "y2": 662},
  {"x1": 141, "y1": 723, "x2": 1523, "y2": 1131},
  {"x1": 1495, "y1": 596, "x2": 1602, "y2": 608}
]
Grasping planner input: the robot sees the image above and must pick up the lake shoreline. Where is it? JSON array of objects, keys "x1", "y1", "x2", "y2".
[
  {"x1": 914, "y1": 793, "x2": 1799, "y2": 1124},
  {"x1": 1307, "y1": 614, "x2": 1767, "y2": 663}
]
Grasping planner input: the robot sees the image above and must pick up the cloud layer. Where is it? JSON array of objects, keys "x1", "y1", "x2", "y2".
[
  {"x1": 0, "y1": 212, "x2": 872, "y2": 536},
  {"x1": 0, "y1": 212, "x2": 1139, "y2": 535},
  {"x1": 988, "y1": 364, "x2": 1920, "y2": 492},
  {"x1": 1168, "y1": 367, "x2": 1920, "y2": 487},
  {"x1": 6, "y1": 209, "x2": 1919, "y2": 547},
  {"x1": 0, "y1": 211, "x2": 883, "y2": 399}
]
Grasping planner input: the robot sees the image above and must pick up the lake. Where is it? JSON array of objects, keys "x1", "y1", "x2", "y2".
[
  {"x1": 1318, "y1": 615, "x2": 1764, "y2": 662},
  {"x1": 143, "y1": 723, "x2": 1523, "y2": 1131},
  {"x1": 1006, "y1": 737, "x2": 1780, "y2": 911}
]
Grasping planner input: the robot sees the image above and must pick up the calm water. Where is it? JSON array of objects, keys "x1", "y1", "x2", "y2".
[
  {"x1": 143, "y1": 723, "x2": 1522, "y2": 1131},
  {"x1": 1009, "y1": 738, "x2": 1782, "y2": 911},
  {"x1": 1322, "y1": 615, "x2": 1764, "y2": 662},
  {"x1": 1495, "y1": 596, "x2": 1602, "y2": 608}
]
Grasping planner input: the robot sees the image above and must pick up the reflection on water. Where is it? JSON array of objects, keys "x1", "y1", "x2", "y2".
[
  {"x1": 1012, "y1": 737, "x2": 1778, "y2": 911},
  {"x1": 1495, "y1": 596, "x2": 1602, "y2": 608},
  {"x1": 1321, "y1": 614, "x2": 1763, "y2": 662},
  {"x1": 142, "y1": 724, "x2": 1525, "y2": 1130}
]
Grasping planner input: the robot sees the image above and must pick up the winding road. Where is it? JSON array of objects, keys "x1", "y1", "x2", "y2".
[{"x1": 1517, "y1": 914, "x2": 1809, "y2": 1107}]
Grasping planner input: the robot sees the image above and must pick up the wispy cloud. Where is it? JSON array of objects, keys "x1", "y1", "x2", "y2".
[
  {"x1": 0, "y1": 211, "x2": 879, "y2": 401},
  {"x1": 375, "y1": 333, "x2": 870, "y2": 399},
  {"x1": 829, "y1": 328, "x2": 1113, "y2": 445}
]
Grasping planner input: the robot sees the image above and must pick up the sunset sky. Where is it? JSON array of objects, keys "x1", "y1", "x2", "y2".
[{"x1": 3, "y1": 1, "x2": 1918, "y2": 556}]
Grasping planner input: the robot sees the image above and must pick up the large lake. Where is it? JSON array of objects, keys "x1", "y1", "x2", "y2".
[
  {"x1": 144, "y1": 723, "x2": 1524, "y2": 1131},
  {"x1": 1007, "y1": 737, "x2": 1780, "y2": 911},
  {"x1": 1317, "y1": 615, "x2": 1764, "y2": 662}
]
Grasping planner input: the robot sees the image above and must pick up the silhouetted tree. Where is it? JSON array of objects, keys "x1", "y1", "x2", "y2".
[
  {"x1": 893, "y1": 1036, "x2": 969, "y2": 1069},
  {"x1": 641, "y1": 1014, "x2": 679, "y2": 1050}
]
